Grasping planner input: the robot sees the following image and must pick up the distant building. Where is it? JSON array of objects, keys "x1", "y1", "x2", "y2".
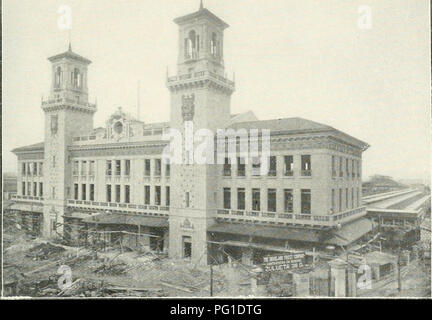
[
  {"x1": 10, "y1": 4, "x2": 371, "y2": 264},
  {"x1": 3, "y1": 172, "x2": 17, "y2": 200},
  {"x1": 362, "y1": 175, "x2": 405, "y2": 196}
]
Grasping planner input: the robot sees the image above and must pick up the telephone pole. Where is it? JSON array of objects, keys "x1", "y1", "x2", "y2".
[{"x1": 210, "y1": 264, "x2": 214, "y2": 297}]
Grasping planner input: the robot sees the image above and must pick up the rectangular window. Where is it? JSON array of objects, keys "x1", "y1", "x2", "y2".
[
  {"x1": 106, "y1": 185, "x2": 111, "y2": 202},
  {"x1": 267, "y1": 189, "x2": 276, "y2": 212},
  {"x1": 115, "y1": 185, "x2": 120, "y2": 203},
  {"x1": 339, "y1": 188, "x2": 342, "y2": 211},
  {"x1": 166, "y1": 160, "x2": 170, "y2": 177},
  {"x1": 357, "y1": 160, "x2": 361, "y2": 177},
  {"x1": 332, "y1": 156, "x2": 336, "y2": 177},
  {"x1": 346, "y1": 159, "x2": 349, "y2": 177},
  {"x1": 237, "y1": 157, "x2": 245, "y2": 177},
  {"x1": 115, "y1": 160, "x2": 121, "y2": 176},
  {"x1": 22, "y1": 182, "x2": 26, "y2": 195},
  {"x1": 223, "y1": 157, "x2": 231, "y2": 176},
  {"x1": 339, "y1": 157, "x2": 343, "y2": 177},
  {"x1": 331, "y1": 189, "x2": 335, "y2": 213},
  {"x1": 252, "y1": 157, "x2": 261, "y2": 176},
  {"x1": 81, "y1": 161, "x2": 87, "y2": 176},
  {"x1": 284, "y1": 189, "x2": 293, "y2": 213},
  {"x1": 301, "y1": 155, "x2": 311, "y2": 176},
  {"x1": 125, "y1": 160, "x2": 131, "y2": 176},
  {"x1": 145, "y1": 159, "x2": 151, "y2": 176},
  {"x1": 89, "y1": 161, "x2": 95, "y2": 176},
  {"x1": 106, "y1": 160, "x2": 112, "y2": 176},
  {"x1": 144, "y1": 186, "x2": 150, "y2": 205},
  {"x1": 352, "y1": 160, "x2": 355, "y2": 178},
  {"x1": 223, "y1": 188, "x2": 231, "y2": 209},
  {"x1": 74, "y1": 184, "x2": 79, "y2": 200},
  {"x1": 33, "y1": 182, "x2": 37, "y2": 196},
  {"x1": 357, "y1": 188, "x2": 360, "y2": 206},
  {"x1": 22, "y1": 163, "x2": 26, "y2": 175},
  {"x1": 351, "y1": 188, "x2": 354, "y2": 209},
  {"x1": 33, "y1": 162, "x2": 37, "y2": 175},
  {"x1": 51, "y1": 186, "x2": 56, "y2": 199},
  {"x1": 301, "y1": 189, "x2": 311, "y2": 214},
  {"x1": 28, "y1": 182, "x2": 31, "y2": 196},
  {"x1": 237, "y1": 188, "x2": 245, "y2": 210},
  {"x1": 155, "y1": 159, "x2": 161, "y2": 176},
  {"x1": 27, "y1": 163, "x2": 31, "y2": 176},
  {"x1": 39, "y1": 182, "x2": 43, "y2": 197},
  {"x1": 345, "y1": 188, "x2": 349, "y2": 209},
  {"x1": 90, "y1": 184, "x2": 95, "y2": 201},
  {"x1": 155, "y1": 186, "x2": 161, "y2": 205},
  {"x1": 73, "y1": 161, "x2": 79, "y2": 176},
  {"x1": 39, "y1": 162, "x2": 43, "y2": 176},
  {"x1": 125, "y1": 185, "x2": 130, "y2": 204},
  {"x1": 185, "y1": 192, "x2": 190, "y2": 208},
  {"x1": 82, "y1": 184, "x2": 86, "y2": 200},
  {"x1": 252, "y1": 188, "x2": 260, "y2": 211},
  {"x1": 166, "y1": 186, "x2": 170, "y2": 206},
  {"x1": 268, "y1": 156, "x2": 276, "y2": 176}
]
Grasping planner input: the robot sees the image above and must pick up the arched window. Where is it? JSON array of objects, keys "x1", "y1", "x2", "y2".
[
  {"x1": 211, "y1": 32, "x2": 218, "y2": 56},
  {"x1": 185, "y1": 30, "x2": 198, "y2": 59},
  {"x1": 55, "y1": 66, "x2": 62, "y2": 87},
  {"x1": 73, "y1": 68, "x2": 81, "y2": 88}
]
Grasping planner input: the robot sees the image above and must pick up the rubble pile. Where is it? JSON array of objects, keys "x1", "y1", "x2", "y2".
[
  {"x1": 92, "y1": 262, "x2": 128, "y2": 276},
  {"x1": 25, "y1": 243, "x2": 66, "y2": 260}
]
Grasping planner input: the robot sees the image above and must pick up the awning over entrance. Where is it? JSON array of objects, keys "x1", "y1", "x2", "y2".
[
  {"x1": 82, "y1": 212, "x2": 168, "y2": 228},
  {"x1": 9, "y1": 203, "x2": 43, "y2": 213},
  {"x1": 325, "y1": 218, "x2": 375, "y2": 246},
  {"x1": 208, "y1": 222, "x2": 324, "y2": 242}
]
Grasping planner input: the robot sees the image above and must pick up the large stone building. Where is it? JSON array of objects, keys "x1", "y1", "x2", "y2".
[{"x1": 11, "y1": 4, "x2": 371, "y2": 264}]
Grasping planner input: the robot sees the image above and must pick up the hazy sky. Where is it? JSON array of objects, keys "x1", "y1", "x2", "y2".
[{"x1": 2, "y1": 0, "x2": 430, "y2": 181}]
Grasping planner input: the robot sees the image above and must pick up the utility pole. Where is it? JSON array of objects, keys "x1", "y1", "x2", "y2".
[
  {"x1": 397, "y1": 242, "x2": 402, "y2": 293},
  {"x1": 210, "y1": 264, "x2": 214, "y2": 297}
]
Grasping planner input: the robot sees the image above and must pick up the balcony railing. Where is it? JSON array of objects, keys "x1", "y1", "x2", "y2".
[
  {"x1": 67, "y1": 199, "x2": 170, "y2": 217},
  {"x1": 216, "y1": 206, "x2": 366, "y2": 227},
  {"x1": 11, "y1": 194, "x2": 44, "y2": 202},
  {"x1": 267, "y1": 170, "x2": 277, "y2": 177},
  {"x1": 284, "y1": 170, "x2": 294, "y2": 177},
  {"x1": 167, "y1": 70, "x2": 235, "y2": 87},
  {"x1": 301, "y1": 170, "x2": 312, "y2": 177}
]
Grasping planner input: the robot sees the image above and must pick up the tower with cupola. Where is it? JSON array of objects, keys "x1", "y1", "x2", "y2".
[
  {"x1": 41, "y1": 45, "x2": 96, "y2": 237},
  {"x1": 166, "y1": 3, "x2": 235, "y2": 263}
]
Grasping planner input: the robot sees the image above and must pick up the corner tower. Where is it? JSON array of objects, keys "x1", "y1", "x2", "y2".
[
  {"x1": 41, "y1": 45, "x2": 96, "y2": 237},
  {"x1": 167, "y1": 4, "x2": 235, "y2": 264}
]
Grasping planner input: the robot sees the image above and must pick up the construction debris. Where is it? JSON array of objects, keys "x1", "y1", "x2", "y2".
[{"x1": 26, "y1": 243, "x2": 66, "y2": 260}]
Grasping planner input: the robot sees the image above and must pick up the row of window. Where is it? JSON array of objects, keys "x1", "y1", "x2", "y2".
[
  {"x1": 223, "y1": 155, "x2": 311, "y2": 177},
  {"x1": 222, "y1": 187, "x2": 362, "y2": 214},
  {"x1": 222, "y1": 188, "x2": 311, "y2": 214},
  {"x1": 73, "y1": 183, "x2": 95, "y2": 201},
  {"x1": 21, "y1": 182, "x2": 43, "y2": 197},
  {"x1": 331, "y1": 188, "x2": 361, "y2": 213},
  {"x1": 332, "y1": 156, "x2": 361, "y2": 178},
  {"x1": 105, "y1": 159, "x2": 170, "y2": 177},
  {"x1": 21, "y1": 162, "x2": 43, "y2": 177},
  {"x1": 54, "y1": 66, "x2": 83, "y2": 88},
  {"x1": 74, "y1": 184, "x2": 170, "y2": 207},
  {"x1": 73, "y1": 160, "x2": 96, "y2": 176}
]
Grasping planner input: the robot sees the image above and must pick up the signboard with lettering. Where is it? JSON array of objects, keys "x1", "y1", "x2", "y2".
[{"x1": 262, "y1": 252, "x2": 307, "y2": 272}]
